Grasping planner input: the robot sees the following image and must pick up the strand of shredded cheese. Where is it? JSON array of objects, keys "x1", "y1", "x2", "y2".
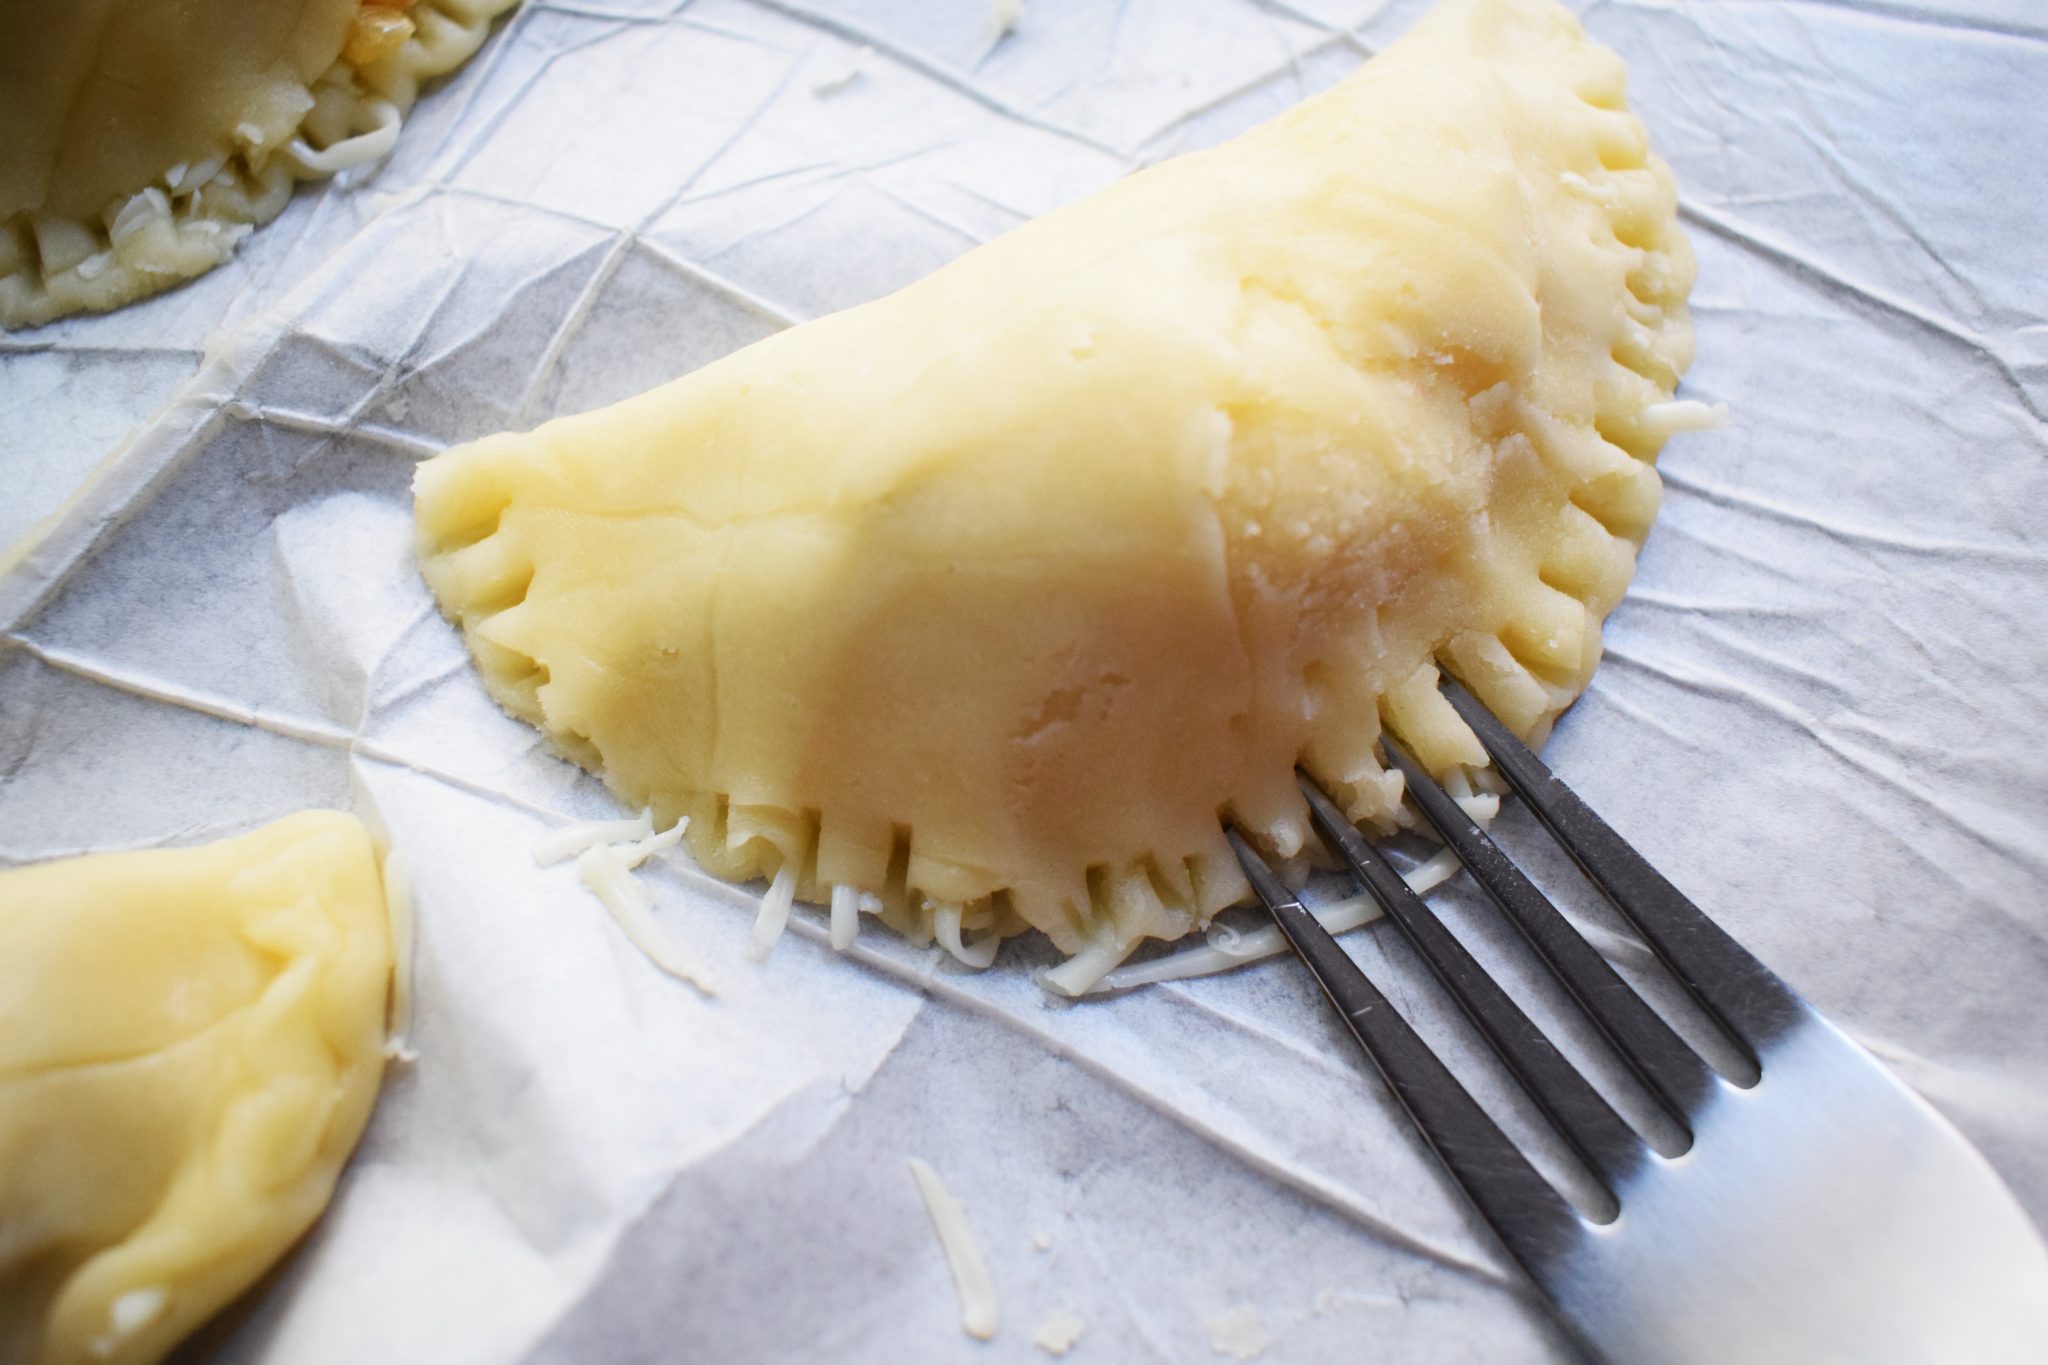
[
  {"x1": 1086, "y1": 848, "x2": 1464, "y2": 994},
  {"x1": 747, "y1": 858, "x2": 800, "y2": 961},
  {"x1": 1038, "y1": 934, "x2": 1132, "y2": 998},
  {"x1": 286, "y1": 97, "x2": 403, "y2": 174},
  {"x1": 532, "y1": 809, "x2": 655, "y2": 866},
  {"x1": 829, "y1": 884, "x2": 861, "y2": 950},
  {"x1": 1032, "y1": 1310, "x2": 1084, "y2": 1355},
  {"x1": 907, "y1": 1158, "x2": 998, "y2": 1341},
  {"x1": 615, "y1": 819, "x2": 687, "y2": 869},
  {"x1": 1444, "y1": 766, "x2": 1500, "y2": 825},
  {"x1": 90, "y1": 1286, "x2": 169, "y2": 1357},
  {"x1": 933, "y1": 901, "x2": 1000, "y2": 969},
  {"x1": 576, "y1": 844, "x2": 716, "y2": 995},
  {"x1": 1635, "y1": 398, "x2": 1729, "y2": 437},
  {"x1": 1205, "y1": 1305, "x2": 1273, "y2": 1361},
  {"x1": 381, "y1": 848, "x2": 419, "y2": 1061}
]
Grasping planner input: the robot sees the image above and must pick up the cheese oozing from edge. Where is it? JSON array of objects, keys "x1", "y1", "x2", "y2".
[
  {"x1": 414, "y1": 0, "x2": 1699, "y2": 991},
  {"x1": 0, "y1": 812, "x2": 394, "y2": 1365},
  {"x1": 0, "y1": 0, "x2": 521, "y2": 328}
]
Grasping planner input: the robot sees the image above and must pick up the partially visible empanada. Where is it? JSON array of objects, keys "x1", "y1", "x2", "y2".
[
  {"x1": 415, "y1": 0, "x2": 1704, "y2": 989},
  {"x1": 0, "y1": 812, "x2": 394, "y2": 1365},
  {"x1": 0, "y1": 0, "x2": 518, "y2": 328}
]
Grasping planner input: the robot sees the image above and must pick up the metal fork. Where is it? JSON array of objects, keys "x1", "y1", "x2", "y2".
[{"x1": 1227, "y1": 677, "x2": 2048, "y2": 1364}]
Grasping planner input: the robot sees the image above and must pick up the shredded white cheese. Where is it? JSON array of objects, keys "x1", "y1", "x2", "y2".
[
  {"x1": 532, "y1": 809, "x2": 655, "y2": 866},
  {"x1": 382, "y1": 848, "x2": 419, "y2": 1062},
  {"x1": 287, "y1": 97, "x2": 402, "y2": 175},
  {"x1": 1443, "y1": 766, "x2": 1500, "y2": 826},
  {"x1": 827, "y1": 884, "x2": 885, "y2": 950},
  {"x1": 1204, "y1": 1304, "x2": 1272, "y2": 1360},
  {"x1": 1635, "y1": 398, "x2": 1729, "y2": 438},
  {"x1": 615, "y1": 818, "x2": 687, "y2": 869},
  {"x1": 830, "y1": 883, "x2": 861, "y2": 950},
  {"x1": 91, "y1": 1286, "x2": 168, "y2": 1355},
  {"x1": 577, "y1": 845, "x2": 716, "y2": 995},
  {"x1": 169, "y1": 153, "x2": 227, "y2": 195},
  {"x1": 933, "y1": 901, "x2": 999, "y2": 968},
  {"x1": 1084, "y1": 848, "x2": 1463, "y2": 994},
  {"x1": 746, "y1": 858, "x2": 800, "y2": 962},
  {"x1": 1032, "y1": 1310, "x2": 1084, "y2": 1355},
  {"x1": 907, "y1": 1158, "x2": 998, "y2": 1341},
  {"x1": 108, "y1": 187, "x2": 171, "y2": 247},
  {"x1": 987, "y1": 0, "x2": 1024, "y2": 46},
  {"x1": 545, "y1": 812, "x2": 705, "y2": 989},
  {"x1": 1038, "y1": 934, "x2": 1132, "y2": 997}
]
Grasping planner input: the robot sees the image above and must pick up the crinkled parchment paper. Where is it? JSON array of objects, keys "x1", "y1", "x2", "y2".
[{"x1": 3, "y1": 1, "x2": 2046, "y2": 1360}]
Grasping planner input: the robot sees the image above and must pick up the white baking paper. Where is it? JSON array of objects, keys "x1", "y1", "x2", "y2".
[{"x1": 3, "y1": 1, "x2": 2046, "y2": 1361}]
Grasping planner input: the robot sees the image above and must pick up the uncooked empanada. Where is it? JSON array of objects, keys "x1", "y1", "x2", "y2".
[
  {"x1": 414, "y1": 0, "x2": 1703, "y2": 989},
  {"x1": 0, "y1": 812, "x2": 394, "y2": 1365},
  {"x1": 0, "y1": 0, "x2": 518, "y2": 329}
]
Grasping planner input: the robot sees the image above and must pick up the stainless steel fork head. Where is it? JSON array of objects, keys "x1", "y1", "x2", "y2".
[
  {"x1": 1231, "y1": 678, "x2": 2048, "y2": 1364},
  {"x1": 1553, "y1": 1006, "x2": 2048, "y2": 1364}
]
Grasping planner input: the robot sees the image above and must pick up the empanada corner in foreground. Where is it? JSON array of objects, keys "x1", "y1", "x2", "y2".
[
  {"x1": 413, "y1": 0, "x2": 1705, "y2": 992},
  {"x1": 0, "y1": 0, "x2": 520, "y2": 329},
  {"x1": 0, "y1": 811, "x2": 395, "y2": 1365}
]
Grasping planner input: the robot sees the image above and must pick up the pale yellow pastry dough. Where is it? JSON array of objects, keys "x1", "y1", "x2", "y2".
[
  {"x1": 0, "y1": 0, "x2": 519, "y2": 329},
  {"x1": 0, "y1": 812, "x2": 393, "y2": 1365},
  {"x1": 414, "y1": 0, "x2": 1698, "y2": 984}
]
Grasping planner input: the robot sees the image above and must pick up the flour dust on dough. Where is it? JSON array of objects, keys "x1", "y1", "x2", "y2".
[{"x1": 414, "y1": 0, "x2": 1700, "y2": 991}]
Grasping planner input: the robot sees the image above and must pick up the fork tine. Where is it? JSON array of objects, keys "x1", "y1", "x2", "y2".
[
  {"x1": 1296, "y1": 778, "x2": 1645, "y2": 1194},
  {"x1": 1381, "y1": 736, "x2": 1716, "y2": 1131},
  {"x1": 1439, "y1": 677, "x2": 1804, "y2": 1062},
  {"x1": 1223, "y1": 828, "x2": 1582, "y2": 1257}
]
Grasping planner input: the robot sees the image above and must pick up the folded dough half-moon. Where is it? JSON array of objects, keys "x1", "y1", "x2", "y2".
[
  {"x1": 414, "y1": 0, "x2": 1699, "y2": 987},
  {"x1": 0, "y1": 0, "x2": 519, "y2": 329},
  {"x1": 0, "y1": 812, "x2": 394, "y2": 1365}
]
